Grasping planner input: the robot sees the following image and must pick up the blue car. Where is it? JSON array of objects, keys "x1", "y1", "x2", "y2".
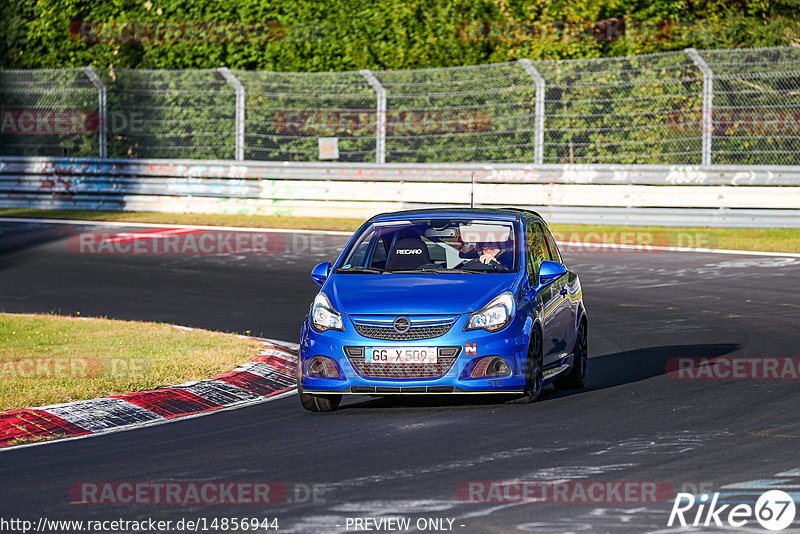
[{"x1": 298, "y1": 208, "x2": 587, "y2": 411}]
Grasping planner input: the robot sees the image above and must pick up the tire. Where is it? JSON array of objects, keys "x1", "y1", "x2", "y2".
[
  {"x1": 297, "y1": 358, "x2": 342, "y2": 412},
  {"x1": 554, "y1": 319, "x2": 587, "y2": 390},
  {"x1": 507, "y1": 326, "x2": 543, "y2": 404},
  {"x1": 298, "y1": 383, "x2": 342, "y2": 412}
]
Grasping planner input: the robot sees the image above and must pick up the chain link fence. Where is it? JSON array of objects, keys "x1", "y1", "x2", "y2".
[
  {"x1": 0, "y1": 69, "x2": 101, "y2": 157},
  {"x1": 235, "y1": 70, "x2": 377, "y2": 162},
  {"x1": 376, "y1": 62, "x2": 538, "y2": 163},
  {"x1": 703, "y1": 47, "x2": 800, "y2": 165},
  {"x1": 97, "y1": 69, "x2": 236, "y2": 160},
  {"x1": 1, "y1": 46, "x2": 798, "y2": 165},
  {"x1": 537, "y1": 51, "x2": 705, "y2": 164}
]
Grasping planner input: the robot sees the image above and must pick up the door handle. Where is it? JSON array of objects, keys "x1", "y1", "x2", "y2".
[{"x1": 560, "y1": 288, "x2": 568, "y2": 296}]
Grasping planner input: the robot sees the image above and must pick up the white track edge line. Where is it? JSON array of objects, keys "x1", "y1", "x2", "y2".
[
  {"x1": 0, "y1": 217, "x2": 353, "y2": 236},
  {"x1": 3, "y1": 216, "x2": 799, "y2": 257},
  {"x1": 557, "y1": 240, "x2": 800, "y2": 258}
]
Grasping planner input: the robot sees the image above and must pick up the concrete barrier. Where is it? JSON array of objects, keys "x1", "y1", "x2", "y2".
[{"x1": 2, "y1": 157, "x2": 799, "y2": 227}]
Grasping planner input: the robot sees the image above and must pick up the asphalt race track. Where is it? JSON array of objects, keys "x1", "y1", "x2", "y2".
[{"x1": 1, "y1": 219, "x2": 800, "y2": 533}]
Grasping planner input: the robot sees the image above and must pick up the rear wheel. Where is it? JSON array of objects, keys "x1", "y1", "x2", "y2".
[
  {"x1": 507, "y1": 326, "x2": 543, "y2": 404},
  {"x1": 554, "y1": 319, "x2": 587, "y2": 390}
]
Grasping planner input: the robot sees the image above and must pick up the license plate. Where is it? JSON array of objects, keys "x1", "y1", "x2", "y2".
[{"x1": 365, "y1": 347, "x2": 438, "y2": 364}]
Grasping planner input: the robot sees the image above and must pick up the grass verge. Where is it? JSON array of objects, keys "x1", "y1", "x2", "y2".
[
  {"x1": 0, "y1": 313, "x2": 261, "y2": 411},
  {"x1": 549, "y1": 225, "x2": 800, "y2": 254},
  {"x1": 0, "y1": 209, "x2": 798, "y2": 253},
  {"x1": 0, "y1": 209, "x2": 361, "y2": 232}
]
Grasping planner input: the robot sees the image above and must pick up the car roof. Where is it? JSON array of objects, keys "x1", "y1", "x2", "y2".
[{"x1": 368, "y1": 207, "x2": 543, "y2": 224}]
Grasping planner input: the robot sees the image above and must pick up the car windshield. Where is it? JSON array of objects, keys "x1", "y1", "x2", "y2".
[{"x1": 337, "y1": 218, "x2": 518, "y2": 273}]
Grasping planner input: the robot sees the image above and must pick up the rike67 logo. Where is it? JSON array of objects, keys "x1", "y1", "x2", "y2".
[{"x1": 669, "y1": 490, "x2": 796, "y2": 531}]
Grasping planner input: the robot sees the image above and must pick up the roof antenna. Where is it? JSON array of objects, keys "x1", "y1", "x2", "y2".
[{"x1": 470, "y1": 172, "x2": 475, "y2": 209}]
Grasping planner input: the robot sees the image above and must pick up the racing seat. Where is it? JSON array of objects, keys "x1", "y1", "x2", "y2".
[{"x1": 385, "y1": 237, "x2": 432, "y2": 271}]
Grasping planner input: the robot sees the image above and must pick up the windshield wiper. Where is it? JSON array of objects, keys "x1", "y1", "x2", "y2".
[
  {"x1": 388, "y1": 268, "x2": 484, "y2": 274},
  {"x1": 334, "y1": 266, "x2": 388, "y2": 274}
]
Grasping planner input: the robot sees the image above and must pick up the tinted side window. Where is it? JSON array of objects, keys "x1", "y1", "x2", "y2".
[
  {"x1": 526, "y1": 221, "x2": 550, "y2": 281},
  {"x1": 346, "y1": 229, "x2": 376, "y2": 267},
  {"x1": 543, "y1": 226, "x2": 562, "y2": 264},
  {"x1": 369, "y1": 235, "x2": 388, "y2": 268}
]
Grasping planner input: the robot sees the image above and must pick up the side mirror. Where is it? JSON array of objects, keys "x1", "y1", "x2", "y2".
[
  {"x1": 538, "y1": 260, "x2": 567, "y2": 286},
  {"x1": 311, "y1": 261, "x2": 332, "y2": 286}
]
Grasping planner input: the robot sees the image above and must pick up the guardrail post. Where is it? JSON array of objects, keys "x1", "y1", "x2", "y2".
[
  {"x1": 685, "y1": 48, "x2": 713, "y2": 166},
  {"x1": 360, "y1": 69, "x2": 386, "y2": 164},
  {"x1": 218, "y1": 67, "x2": 245, "y2": 161},
  {"x1": 82, "y1": 67, "x2": 107, "y2": 158},
  {"x1": 519, "y1": 59, "x2": 546, "y2": 165}
]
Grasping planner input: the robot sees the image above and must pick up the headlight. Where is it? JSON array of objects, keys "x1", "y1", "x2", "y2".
[
  {"x1": 311, "y1": 293, "x2": 344, "y2": 332},
  {"x1": 465, "y1": 293, "x2": 515, "y2": 332}
]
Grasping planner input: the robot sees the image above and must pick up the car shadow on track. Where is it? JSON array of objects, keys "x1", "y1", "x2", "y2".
[
  {"x1": 544, "y1": 342, "x2": 741, "y2": 401},
  {"x1": 335, "y1": 343, "x2": 741, "y2": 411}
]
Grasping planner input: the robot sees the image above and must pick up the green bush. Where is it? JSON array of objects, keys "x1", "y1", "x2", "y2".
[{"x1": 2, "y1": 0, "x2": 798, "y2": 71}]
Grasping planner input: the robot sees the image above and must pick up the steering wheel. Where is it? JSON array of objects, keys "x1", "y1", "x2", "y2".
[{"x1": 459, "y1": 258, "x2": 501, "y2": 271}]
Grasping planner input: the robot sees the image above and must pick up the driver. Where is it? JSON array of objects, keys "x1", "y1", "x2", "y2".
[
  {"x1": 479, "y1": 244, "x2": 502, "y2": 265},
  {"x1": 476, "y1": 242, "x2": 509, "y2": 269},
  {"x1": 479, "y1": 238, "x2": 516, "y2": 270}
]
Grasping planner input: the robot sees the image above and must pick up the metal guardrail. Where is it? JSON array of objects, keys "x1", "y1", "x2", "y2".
[
  {"x1": 1, "y1": 157, "x2": 798, "y2": 227},
  {"x1": 3, "y1": 157, "x2": 800, "y2": 184}
]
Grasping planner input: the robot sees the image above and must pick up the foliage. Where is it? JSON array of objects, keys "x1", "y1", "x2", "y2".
[{"x1": 1, "y1": 0, "x2": 798, "y2": 71}]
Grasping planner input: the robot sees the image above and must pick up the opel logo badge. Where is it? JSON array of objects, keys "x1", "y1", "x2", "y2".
[{"x1": 393, "y1": 316, "x2": 411, "y2": 333}]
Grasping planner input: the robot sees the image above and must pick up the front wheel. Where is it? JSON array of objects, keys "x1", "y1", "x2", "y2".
[
  {"x1": 554, "y1": 320, "x2": 587, "y2": 390},
  {"x1": 298, "y1": 383, "x2": 342, "y2": 412},
  {"x1": 297, "y1": 358, "x2": 342, "y2": 412},
  {"x1": 507, "y1": 326, "x2": 543, "y2": 404}
]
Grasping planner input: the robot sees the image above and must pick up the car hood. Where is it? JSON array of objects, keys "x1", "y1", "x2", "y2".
[{"x1": 324, "y1": 273, "x2": 519, "y2": 315}]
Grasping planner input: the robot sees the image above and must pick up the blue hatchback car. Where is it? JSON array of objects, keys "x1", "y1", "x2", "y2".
[{"x1": 298, "y1": 208, "x2": 587, "y2": 411}]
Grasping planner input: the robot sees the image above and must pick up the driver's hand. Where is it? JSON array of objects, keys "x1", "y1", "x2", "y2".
[{"x1": 479, "y1": 250, "x2": 499, "y2": 264}]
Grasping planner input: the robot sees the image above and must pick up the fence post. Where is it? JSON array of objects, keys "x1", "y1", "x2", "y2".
[
  {"x1": 82, "y1": 67, "x2": 107, "y2": 158},
  {"x1": 685, "y1": 48, "x2": 713, "y2": 166},
  {"x1": 360, "y1": 69, "x2": 386, "y2": 164},
  {"x1": 519, "y1": 59, "x2": 546, "y2": 165},
  {"x1": 218, "y1": 67, "x2": 245, "y2": 161}
]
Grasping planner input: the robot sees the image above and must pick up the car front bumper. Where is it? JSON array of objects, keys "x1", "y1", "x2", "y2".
[{"x1": 298, "y1": 313, "x2": 531, "y2": 394}]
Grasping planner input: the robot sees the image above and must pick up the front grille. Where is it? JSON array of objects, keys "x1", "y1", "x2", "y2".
[
  {"x1": 353, "y1": 322, "x2": 453, "y2": 341},
  {"x1": 344, "y1": 346, "x2": 460, "y2": 379}
]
